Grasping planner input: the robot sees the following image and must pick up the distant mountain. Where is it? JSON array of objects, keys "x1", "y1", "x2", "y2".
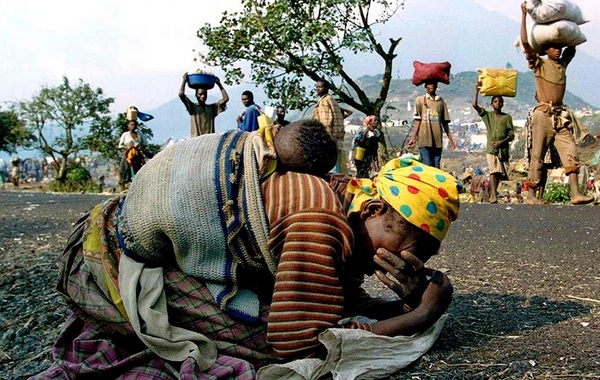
[{"x1": 341, "y1": 0, "x2": 600, "y2": 108}]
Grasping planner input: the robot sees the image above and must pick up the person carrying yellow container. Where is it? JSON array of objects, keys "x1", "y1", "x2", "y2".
[{"x1": 472, "y1": 82, "x2": 515, "y2": 203}]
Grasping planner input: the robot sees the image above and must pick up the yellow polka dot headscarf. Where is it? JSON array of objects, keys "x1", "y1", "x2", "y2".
[{"x1": 347, "y1": 158, "x2": 462, "y2": 242}]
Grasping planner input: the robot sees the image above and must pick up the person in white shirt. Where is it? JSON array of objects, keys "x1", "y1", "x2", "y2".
[{"x1": 118, "y1": 120, "x2": 147, "y2": 191}]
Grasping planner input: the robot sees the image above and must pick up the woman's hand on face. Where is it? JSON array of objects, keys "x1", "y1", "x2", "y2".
[{"x1": 373, "y1": 248, "x2": 429, "y2": 308}]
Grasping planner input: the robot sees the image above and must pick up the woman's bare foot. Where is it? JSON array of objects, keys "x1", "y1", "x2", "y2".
[{"x1": 570, "y1": 195, "x2": 594, "y2": 205}]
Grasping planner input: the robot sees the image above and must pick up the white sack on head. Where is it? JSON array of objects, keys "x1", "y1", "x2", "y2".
[
  {"x1": 526, "y1": 0, "x2": 589, "y2": 25},
  {"x1": 514, "y1": 20, "x2": 587, "y2": 53}
]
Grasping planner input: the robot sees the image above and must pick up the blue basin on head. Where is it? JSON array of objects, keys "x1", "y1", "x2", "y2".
[{"x1": 188, "y1": 73, "x2": 216, "y2": 90}]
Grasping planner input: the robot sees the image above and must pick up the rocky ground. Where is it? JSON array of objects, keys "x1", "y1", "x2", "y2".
[{"x1": 0, "y1": 188, "x2": 599, "y2": 379}]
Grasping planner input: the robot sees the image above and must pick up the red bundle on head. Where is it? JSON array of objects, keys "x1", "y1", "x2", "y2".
[{"x1": 412, "y1": 61, "x2": 452, "y2": 86}]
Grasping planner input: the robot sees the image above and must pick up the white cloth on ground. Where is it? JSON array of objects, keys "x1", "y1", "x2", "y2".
[{"x1": 256, "y1": 314, "x2": 448, "y2": 380}]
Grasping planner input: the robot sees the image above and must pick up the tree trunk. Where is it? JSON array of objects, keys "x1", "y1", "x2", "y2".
[{"x1": 57, "y1": 155, "x2": 69, "y2": 182}]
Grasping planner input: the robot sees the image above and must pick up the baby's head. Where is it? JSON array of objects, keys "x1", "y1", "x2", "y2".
[{"x1": 273, "y1": 119, "x2": 338, "y2": 177}]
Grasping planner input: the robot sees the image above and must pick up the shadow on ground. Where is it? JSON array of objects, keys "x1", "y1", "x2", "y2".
[
  {"x1": 391, "y1": 291, "x2": 596, "y2": 379},
  {"x1": 440, "y1": 291, "x2": 592, "y2": 348}
]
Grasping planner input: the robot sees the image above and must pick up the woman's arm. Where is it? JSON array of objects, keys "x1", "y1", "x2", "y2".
[
  {"x1": 341, "y1": 107, "x2": 353, "y2": 119},
  {"x1": 118, "y1": 132, "x2": 127, "y2": 150}
]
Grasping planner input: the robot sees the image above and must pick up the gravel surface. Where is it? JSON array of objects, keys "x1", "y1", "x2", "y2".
[
  {"x1": 0, "y1": 191, "x2": 112, "y2": 379},
  {"x1": 0, "y1": 190, "x2": 599, "y2": 379}
]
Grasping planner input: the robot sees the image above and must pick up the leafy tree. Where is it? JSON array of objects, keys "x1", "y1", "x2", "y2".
[
  {"x1": 83, "y1": 113, "x2": 158, "y2": 165},
  {"x1": 0, "y1": 107, "x2": 35, "y2": 153},
  {"x1": 16, "y1": 76, "x2": 114, "y2": 181},
  {"x1": 198, "y1": 0, "x2": 406, "y2": 117}
]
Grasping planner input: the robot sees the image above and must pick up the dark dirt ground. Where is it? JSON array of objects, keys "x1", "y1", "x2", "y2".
[{"x1": 0, "y1": 188, "x2": 599, "y2": 379}]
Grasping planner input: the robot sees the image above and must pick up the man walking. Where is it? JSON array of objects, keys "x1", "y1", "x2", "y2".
[
  {"x1": 312, "y1": 79, "x2": 346, "y2": 173},
  {"x1": 407, "y1": 81, "x2": 455, "y2": 169},
  {"x1": 519, "y1": 2, "x2": 592, "y2": 205}
]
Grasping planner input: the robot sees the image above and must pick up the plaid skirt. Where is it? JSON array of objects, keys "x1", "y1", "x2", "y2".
[{"x1": 31, "y1": 196, "x2": 279, "y2": 379}]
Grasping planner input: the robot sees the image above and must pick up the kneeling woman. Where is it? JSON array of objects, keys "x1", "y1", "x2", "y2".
[{"x1": 35, "y1": 128, "x2": 461, "y2": 379}]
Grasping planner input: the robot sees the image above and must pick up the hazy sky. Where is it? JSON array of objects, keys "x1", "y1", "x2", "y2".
[{"x1": 1, "y1": 0, "x2": 597, "y2": 113}]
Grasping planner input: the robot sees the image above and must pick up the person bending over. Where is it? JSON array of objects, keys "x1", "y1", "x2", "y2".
[{"x1": 35, "y1": 127, "x2": 460, "y2": 378}]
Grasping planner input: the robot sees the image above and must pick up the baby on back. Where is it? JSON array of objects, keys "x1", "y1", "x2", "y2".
[{"x1": 253, "y1": 119, "x2": 338, "y2": 179}]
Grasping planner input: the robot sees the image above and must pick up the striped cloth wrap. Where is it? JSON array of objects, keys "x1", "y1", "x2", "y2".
[{"x1": 118, "y1": 131, "x2": 276, "y2": 322}]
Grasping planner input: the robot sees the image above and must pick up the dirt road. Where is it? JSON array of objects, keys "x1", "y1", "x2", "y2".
[{"x1": 0, "y1": 191, "x2": 598, "y2": 379}]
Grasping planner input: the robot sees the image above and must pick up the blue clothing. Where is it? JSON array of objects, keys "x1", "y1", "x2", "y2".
[
  {"x1": 238, "y1": 105, "x2": 261, "y2": 132},
  {"x1": 419, "y1": 147, "x2": 442, "y2": 169},
  {"x1": 351, "y1": 128, "x2": 382, "y2": 151},
  {"x1": 352, "y1": 128, "x2": 382, "y2": 178}
]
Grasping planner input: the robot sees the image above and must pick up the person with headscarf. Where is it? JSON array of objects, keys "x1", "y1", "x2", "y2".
[
  {"x1": 352, "y1": 115, "x2": 382, "y2": 178},
  {"x1": 35, "y1": 135, "x2": 461, "y2": 379}
]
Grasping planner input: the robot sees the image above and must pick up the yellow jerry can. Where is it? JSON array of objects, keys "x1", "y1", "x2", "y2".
[
  {"x1": 125, "y1": 106, "x2": 138, "y2": 121},
  {"x1": 477, "y1": 68, "x2": 518, "y2": 97}
]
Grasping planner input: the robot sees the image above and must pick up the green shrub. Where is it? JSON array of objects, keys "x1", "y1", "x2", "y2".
[
  {"x1": 65, "y1": 165, "x2": 91, "y2": 183},
  {"x1": 48, "y1": 164, "x2": 101, "y2": 193},
  {"x1": 542, "y1": 183, "x2": 591, "y2": 204},
  {"x1": 542, "y1": 183, "x2": 571, "y2": 204}
]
